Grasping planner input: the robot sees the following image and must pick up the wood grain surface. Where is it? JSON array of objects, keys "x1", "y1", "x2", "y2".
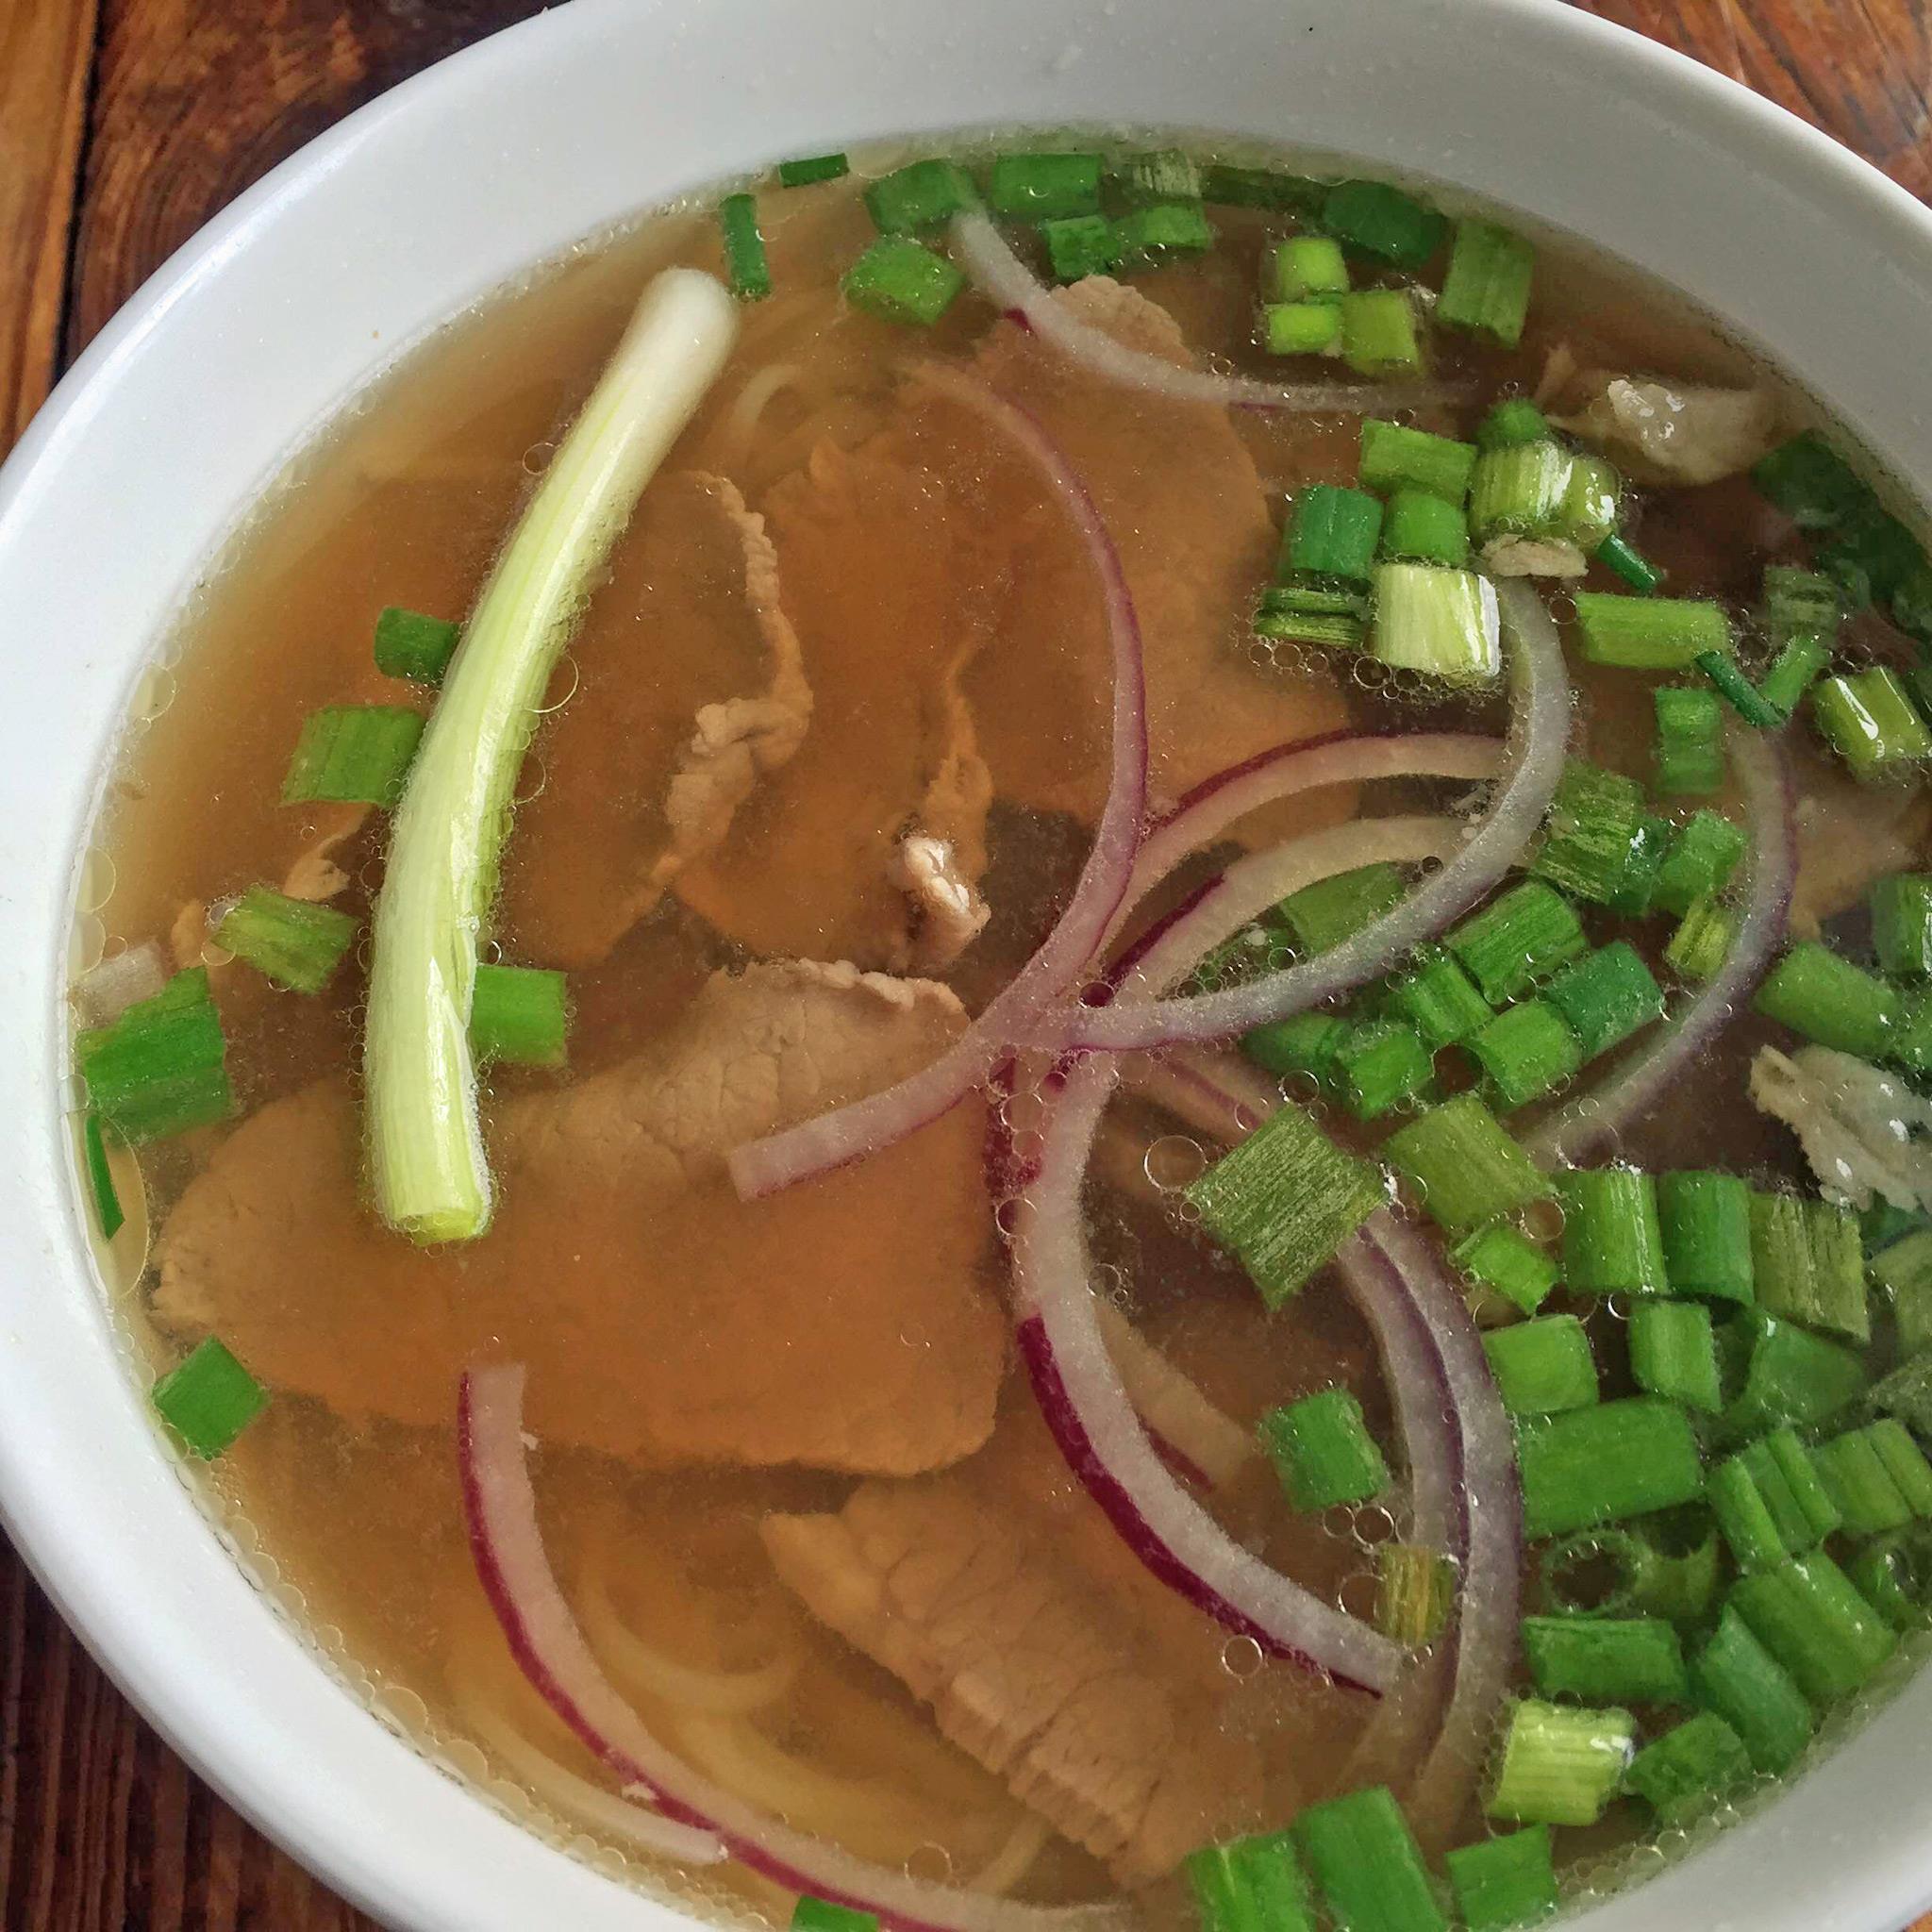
[{"x1": 0, "y1": 0, "x2": 1927, "y2": 1925}]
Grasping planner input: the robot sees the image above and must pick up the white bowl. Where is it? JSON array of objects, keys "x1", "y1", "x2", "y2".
[{"x1": 2, "y1": 1, "x2": 1930, "y2": 1926}]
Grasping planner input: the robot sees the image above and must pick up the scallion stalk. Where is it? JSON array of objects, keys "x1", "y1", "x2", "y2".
[
  {"x1": 151, "y1": 1337, "x2": 268, "y2": 1459},
  {"x1": 1522, "y1": 1614, "x2": 1688, "y2": 1705},
  {"x1": 1484, "y1": 1314, "x2": 1600, "y2": 1417},
  {"x1": 1260, "y1": 1388, "x2": 1390, "y2": 1509},
  {"x1": 1516, "y1": 1397, "x2": 1704, "y2": 1540},
  {"x1": 1623, "y1": 1712, "x2": 1753, "y2": 1824},
  {"x1": 1486, "y1": 1698, "x2": 1635, "y2": 1827},
  {"x1": 1446, "y1": 1826, "x2": 1557, "y2": 1932},
  {"x1": 1369, "y1": 563, "x2": 1500, "y2": 680},
  {"x1": 213, "y1": 887, "x2": 358, "y2": 995},
  {"x1": 1689, "y1": 1607, "x2": 1814, "y2": 1775},
  {"x1": 1293, "y1": 1787, "x2": 1447, "y2": 1932},
  {"x1": 1574, "y1": 592, "x2": 1733, "y2": 670},
  {"x1": 1384, "y1": 1091, "x2": 1554, "y2": 1237}
]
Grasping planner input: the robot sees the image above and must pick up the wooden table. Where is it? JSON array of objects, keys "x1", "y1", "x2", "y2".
[{"x1": 1, "y1": 0, "x2": 1929, "y2": 1924}]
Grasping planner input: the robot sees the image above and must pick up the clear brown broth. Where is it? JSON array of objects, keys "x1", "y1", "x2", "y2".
[{"x1": 76, "y1": 145, "x2": 1907, "y2": 1923}]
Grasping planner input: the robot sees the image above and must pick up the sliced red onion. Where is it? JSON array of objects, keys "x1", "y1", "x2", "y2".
[
  {"x1": 1110, "y1": 730, "x2": 1503, "y2": 951},
  {"x1": 1527, "y1": 724, "x2": 1796, "y2": 1168},
  {"x1": 953, "y1": 212, "x2": 1459, "y2": 417},
  {"x1": 728, "y1": 368, "x2": 1147, "y2": 1202},
  {"x1": 460, "y1": 1366, "x2": 1127, "y2": 1932},
  {"x1": 1012, "y1": 1053, "x2": 1402, "y2": 1692},
  {"x1": 1050, "y1": 580, "x2": 1571, "y2": 1051}
]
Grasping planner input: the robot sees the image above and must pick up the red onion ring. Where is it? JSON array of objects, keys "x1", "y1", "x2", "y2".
[
  {"x1": 728, "y1": 367, "x2": 1147, "y2": 1202},
  {"x1": 459, "y1": 1365, "x2": 1129, "y2": 1932},
  {"x1": 1047, "y1": 580, "x2": 1571, "y2": 1051},
  {"x1": 1527, "y1": 724, "x2": 1796, "y2": 1168},
  {"x1": 952, "y1": 211, "x2": 1460, "y2": 417},
  {"x1": 1010, "y1": 1054, "x2": 1402, "y2": 1692}
]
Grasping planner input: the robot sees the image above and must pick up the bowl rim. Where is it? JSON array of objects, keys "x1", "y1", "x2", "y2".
[{"x1": 4, "y1": 2, "x2": 1932, "y2": 1928}]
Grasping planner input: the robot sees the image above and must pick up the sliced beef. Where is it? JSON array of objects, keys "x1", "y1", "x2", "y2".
[
  {"x1": 761, "y1": 1407, "x2": 1266, "y2": 1884},
  {"x1": 499, "y1": 471, "x2": 810, "y2": 968},
  {"x1": 675, "y1": 442, "x2": 993, "y2": 966},
  {"x1": 947, "y1": 279, "x2": 1352, "y2": 820},
  {"x1": 152, "y1": 960, "x2": 1004, "y2": 1474}
]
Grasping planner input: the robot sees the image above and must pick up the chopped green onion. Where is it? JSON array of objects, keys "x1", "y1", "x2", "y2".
[
  {"x1": 1529, "y1": 759, "x2": 1652, "y2": 908},
  {"x1": 1895, "y1": 558, "x2": 1932, "y2": 642},
  {"x1": 1664, "y1": 896, "x2": 1737, "y2": 984},
  {"x1": 365, "y1": 268, "x2": 736, "y2": 1243},
  {"x1": 1689, "y1": 1607, "x2": 1815, "y2": 1775},
  {"x1": 841, "y1": 237, "x2": 966, "y2": 326},
  {"x1": 1751, "y1": 432, "x2": 1866, "y2": 528},
  {"x1": 1874, "y1": 1228, "x2": 1932, "y2": 1355},
  {"x1": 1657, "y1": 1172, "x2": 1756, "y2": 1305},
  {"x1": 1754, "y1": 941, "x2": 1898, "y2": 1058},
  {"x1": 1384, "y1": 1092, "x2": 1554, "y2": 1237},
  {"x1": 1890, "y1": 989, "x2": 1932, "y2": 1076},
  {"x1": 1574, "y1": 592, "x2": 1733, "y2": 670},
  {"x1": 151, "y1": 1337, "x2": 268, "y2": 1458},
  {"x1": 1756, "y1": 632, "x2": 1833, "y2": 720},
  {"x1": 1556, "y1": 455, "x2": 1622, "y2": 552},
  {"x1": 281, "y1": 705, "x2": 425, "y2": 807},
  {"x1": 1486, "y1": 1697, "x2": 1635, "y2": 1827},
  {"x1": 1200, "y1": 163, "x2": 1326, "y2": 211},
  {"x1": 1386, "y1": 945, "x2": 1492, "y2": 1049},
  {"x1": 75, "y1": 967, "x2": 234, "y2": 1145},
  {"x1": 1379, "y1": 489, "x2": 1471, "y2": 567},
  {"x1": 988, "y1": 152, "x2": 1103, "y2": 221},
  {"x1": 1710, "y1": 1429, "x2": 1840, "y2": 1571},
  {"x1": 1628, "y1": 1519, "x2": 1724, "y2": 1626},
  {"x1": 1468, "y1": 441, "x2": 1570, "y2": 541},
  {"x1": 1267, "y1": 236, "x2": 1350, "y2": 303},
  {"x1": 1359, "y1": 420, "x2": 1478, "y2": 504},
  {"x1": 469, "y1": 962, "x2": 570, "y2": 1068},
  {"x1": 1376, "y1": 1542, "x2": 1457, "y2": 1643},
  {"x1": 373, "y1": 607, "x2": 461, "y2": 686},
  {"x1": 1254, "y1": 583, "x2": 1368, "y2": 649},
  {"x1": 1186, "y1": 1830, "x2": 1316, "y2": 1932},
  {"x1": 776, "y1": 153, "x2": 850, "y2": 189},
  {"x1": 1654, "y1": 685, "x2": 1724, "y2": 795},
  {"x1": 1468, "y1": 999, "x2": 1583, "y2": 1110},
  {"x1": 1542, "y1": 942, "x2": 1664, "y2": 1061},
  {"x1": 1517, "y1": 1397, "x2": 1704, "y2": 1540},
  {"x1": 1040, "y1": 214, "x2": 1121, "y2": 283},
  {"x1": 1280, "y1": 484, "x2": 1385, "y2": 583},
  {"x1": 1630, "y1": 1300, "x2": 1722, "y2": 1414},
  {"x1": 1811, "y1": 1426, "x2": 1913, "y2": 1537},
  {"x1": 1333, "y1": 1018, "x2": 1434, "y2": 1121},
  {"x1": 1369, "y1": 564, "x2": 1499, "y2": 680},
  {"x1": 792, "y1": 1898, "x2": 878, "y2": 1932},
  {"x1": 1594, "y1": 533, "x2": 1663, "y2": 594},
  {"x1": 1539, "y1": 1528, "x2": 1655, "y2": 1618},
  {"x1": 1448, "y1": 881, "x2": 1589, "y2": 1005},
  {"x1": 1873, "y1": 874, "x2": 1932, "y2": 978},
  {"x1": 213, "y1": 887, "x2": 357, "y2": 996},
  {"x1": 1437, "y1": 219, "x2": 1534, "y2": 346},
  {"x1": 1560, "y1": 1169, "x2": 1667, "y2": 1297},
  {"x1": 1815, "y1": 500, "x2": 1920, "y2": 609},
  {"x1": 1445, "y1": 1825, "x2": 1557, "y2": 1932},
  {"x1": 1339, "y1": 290, "x2": 1424, "y2": 377},
  {"x1": 1292, "y1": 1786, "x2": 1447, "y2": 1932},
  {"x1": 1811, "y1": 666, "x2": 1932, "y2": 777},
  {"x1": 1260, "y1": 1388, "x2": 1390, "y2": 1509},
  {"x1": 1624, "y1": 1712, "x2": 1753, "y2": 1824},
  {"x1": 1279, "y1": 862, "x2": 1407, "y2": 954},
  {"x1": 1696, "y1": 648, "x2": 1785, "y2": 728},
  {"x1": 1320, "y1": 179, "x2": 1446, "y2": 269},
  {"x1": 1260, "y1": 303, "x2": 1341, "y2": 358},
  {"x1": 718, "y1": 192, "x2": 772, "y2": 300},
  {"x1": 1484, "y1": 1314, "x2": 1599, "y2": 1417},
  {"x1": 864, "y1": 158, "x2": 978, "y2": 233},
  {"x1": 1846, "y1": 1532, "x2": 1932, "y2": 1632},
  {"x1": 1762, "y1": 564, "x2": 1842, "y2": 643},
  {"x1": 1186, "y1": 1102, "x2": 1387, "y2": 1306},
  {"x1": 1113, "y1": 202, "x2": 1214, "y2": 267},
  {"x1": 1455, "y1": 1224, "x2": 1559, "y2": 1318},
  {"x1": 1723, "y1": 1310, "x2": 1867, "y2": 1441},
  {"x1": 1747, "y1": 1191, "x2": 1869, "y2": 1343},
  {"x1": 1479, "y1": 398, "x2": 1550, "y2": 452},
  {"x1": 1653, "y1": 809, "x2": 1746, "y2": 917},
  {"x1": 1729, "y1": 1550, "x2": 1897, "y2": 1703},
  {"x1": 1523, "y1": 1613, "x2": 1688, "y2": 1705},
  {"x1": 1871, "y1": 1354, "x2": 1932, "y2": 1436},
  {"x1": 1866, "y1": 1198, "x2": 1932, "y2": 1254},
  {"x1": 82, "y1": 1112, "x2": 124, "y2": 1241},
  {"x1": 1114, "y1": 149, "x2": 1202, "y2": 208},
  {"x1": 1241, "y1": 1010, "x2": 1349, "y2": 1086}
]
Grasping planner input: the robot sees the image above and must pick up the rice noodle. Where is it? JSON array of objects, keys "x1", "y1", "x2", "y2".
[
  {"x1": 952, "y1": 212, "x2": 1458, "y2": 417},
  {"x1": 461, "y1": 1364, "x2": 1125, "y2": 1932},
  {"x1": 579, "y1": 1552, "x2": 801, "y2": 1716},
  {"x1": 1050, "y1": 580, "x2": 1571, "y2": 1050},
  {"x1": 728, "y1": 368, "x2": 1149, "y2": 1202},
  {"x1": 1092, "y1": 1299, "x2": 1257, "y2": 1491},
  {"x1": 967, "y1": 1815, "x2": 1055, "y2": 1897},
  {"x1": 1527, "y1": 724, "x2": 1796, "y2": 1168},
  {"x1": 76, "y1": 940, "x2": 167, "y2": 1024}
]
